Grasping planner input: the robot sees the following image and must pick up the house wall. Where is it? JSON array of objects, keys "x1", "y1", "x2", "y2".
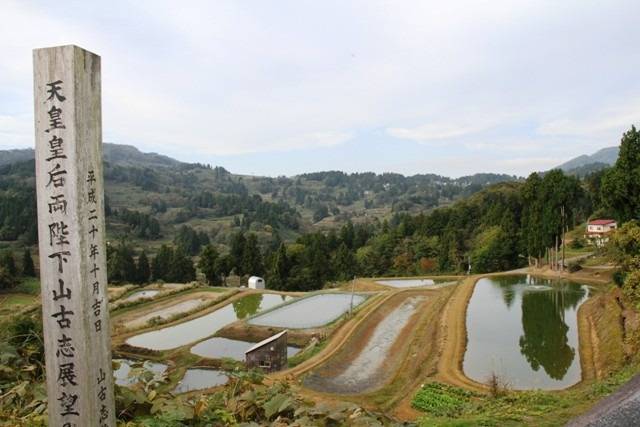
[
  {"x1": 587, "y1": 223, "x2": 617, "y2": 233},
  {"x1": 245, "y1": 334, "x2": 288, "y2": 372}
]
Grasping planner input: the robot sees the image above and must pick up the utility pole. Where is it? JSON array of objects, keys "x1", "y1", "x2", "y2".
[
  {"x1": 561, "y1": 205, "x2": 566, "y2": 272},
  {"x1": 349, "y1": 275, "x2": 356, "y2": 315},
  {"x1": 553, "y1": 234, "x2": 558, "y2": 271}
]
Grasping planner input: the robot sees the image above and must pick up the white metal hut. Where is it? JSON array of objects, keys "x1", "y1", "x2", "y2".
[{"x1": 248, "y1": 276, "x2": 265, "y2": 289}]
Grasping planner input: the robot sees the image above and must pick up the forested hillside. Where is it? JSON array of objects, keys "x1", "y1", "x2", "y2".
[
  {"x1": 0, "y1": 143, "x2": 516, "y2": 250},
  {"x1": 3, "y1": 129, "x2": 637, "y2": 293}
]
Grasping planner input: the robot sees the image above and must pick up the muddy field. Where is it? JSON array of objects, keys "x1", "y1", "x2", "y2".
[
  {"x1": 304, "y1": 294, "x2": 428, "y2": 394},
  {"x1": 304, "y1": 296, "x2": 426, "y2": 394}
]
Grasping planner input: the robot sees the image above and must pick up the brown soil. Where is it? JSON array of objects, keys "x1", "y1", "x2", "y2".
[
  {"x1": 578, "y1": 287, "x2": 629, "y2": 381},
  {"x1": 107, "y1": 285, "x2": 135, "y2": 301},
  {"x1": 433, "y1": 276, "x2": 486, "y2": 391},
  {"x1": 217, "y1": 321, "x2": 330, "y2": 348},
  {"x1": 339, "y1": 276, "x2": 463, "y2": 293},
  {"x1": 512, "y1": 265, "x2": 613, "y2": 285}
]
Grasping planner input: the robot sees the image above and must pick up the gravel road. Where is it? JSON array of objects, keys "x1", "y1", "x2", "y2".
[{"x1": 567, "y1": 374, "x2": 640, "y2": 427}]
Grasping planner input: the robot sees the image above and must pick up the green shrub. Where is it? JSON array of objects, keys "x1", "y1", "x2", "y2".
[
  {"x1": 613, "y1": 270, "x2": 626, "y2": 287},
  {"x1": 622, "y1": 270, "x2": 640, "y2": 306},
  {"x1": 568, "y1": 261, "x2": 583, "y2": 273},
  {"x1": 411, "y1": 382, "x2": 474, "y2": 417},
  {"x1": 569, "y1": 238, "x2": 585, "y2": 249}
]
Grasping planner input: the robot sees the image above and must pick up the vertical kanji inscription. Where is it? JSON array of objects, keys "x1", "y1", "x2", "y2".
[{"x1": 34, "y1": 45, "x2": 115, "y2": 427}]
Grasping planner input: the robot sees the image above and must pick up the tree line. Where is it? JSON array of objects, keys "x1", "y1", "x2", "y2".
[
  {"x1": 0, "y1": 249, "x2": 35, "y2": 290},
  {"x1": 1, "y1": 126, "x2": 638, "y2": 292}
]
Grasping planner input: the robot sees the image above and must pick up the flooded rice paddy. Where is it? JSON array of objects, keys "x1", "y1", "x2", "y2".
[
  {"x1": 173, "y1": 369, "x2": 228, "y2": 393},
  {"x1": 113, "y1": 359, "x2": 167, "y2": 386},
  {"x1": 248, "y1": 293, "x2": 366, "y2": 329},
  {"x1": 126, "y1": 293, "x2": 291, "y2": 351},
  {"x1": 375, "y1": 277, "x2": 457, "y2": 288},
  {"x1": 190, "y1": 336, "x2": 300, "y2": 360},
  {"x1": 463, "y1": 275, "x2": 589, "y2": 390},
  {"x1": 128, "y1": 298, "x2": 209, "y2": 329}
]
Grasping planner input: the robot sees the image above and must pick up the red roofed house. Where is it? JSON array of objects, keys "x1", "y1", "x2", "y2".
[{"x1": 585, "y1": 219, "x2": 617, "y2": 247}]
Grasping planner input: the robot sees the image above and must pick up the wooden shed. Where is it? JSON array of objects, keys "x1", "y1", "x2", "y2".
[{"x1": 245, "y1": 330, "x2": 288, "y2": 372}]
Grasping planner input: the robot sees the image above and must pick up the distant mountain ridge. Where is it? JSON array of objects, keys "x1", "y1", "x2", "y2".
[
  {"x1": 0, "y1": 148, "x2": 34, "y2": 168},
  {"x1": 0, "y1": 141, "x2": 519, "y2": 243},
  {"x1": 103, "y1": 143, "x2": 183, "y2": 168},
  {"x1": 1, "y1": 142, "x2": 519, "y2": 183},
  {"x1": 556, "y1": 146, "x2": 619, "y2": 171},
  {"x1": 2, "y1": 142, "x2": 618, "y2": 180},
  {"x1": 0, "y1": 143, "x2": 183, "y2": 169}
]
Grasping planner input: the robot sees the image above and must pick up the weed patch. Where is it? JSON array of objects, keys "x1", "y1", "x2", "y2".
[{"x1": 412, "y1": 382, "x2": 475, "y2": 417}]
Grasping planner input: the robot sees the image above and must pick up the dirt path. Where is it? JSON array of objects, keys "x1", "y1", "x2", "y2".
[{"x1": 434, "y1": 276, "x2": 487, "y2": 391}]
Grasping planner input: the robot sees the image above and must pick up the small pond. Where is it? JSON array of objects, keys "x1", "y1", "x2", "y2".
[
  {"x1": 463, "y1": 275, "x2": 589, "y2": 390},
  {"x1": 126, "y1": 293, "x2": 292, "y2": 351},
  {"x1": 173, "y1": 369, "x2": 228, "y2": 394},
  {"x1": 190, "y1": 337, "x2": 300, "y2": 360},
  {"x1": 248, "y1": 293, "x2": 366, "y2": 329},
  {"x1": 376, "y1": 278, "x2": 452, "y2": 288},
  {"x1": 113, "y1": 359, "x2": 168, "y2": 386},
  {"x1": 122, "y1": 290, "x2": 159, "y2": 303}
]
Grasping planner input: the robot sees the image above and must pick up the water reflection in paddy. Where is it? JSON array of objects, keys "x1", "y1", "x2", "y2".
[
  {"x1": 248, "y1": 293, "x2": 366, "y2": 328},
  {"x1": 191, "y1": 337, "x2": 300, "y2": 360},
  {"x1": 173, "y1": 369, "x2": 228, "y2": 394},
  {"x1": 126, "y1": 293, "x2": 291, "y2": 351},
  {"x1": 463, "y1": 275, "x2": 589, "y2": 390}
]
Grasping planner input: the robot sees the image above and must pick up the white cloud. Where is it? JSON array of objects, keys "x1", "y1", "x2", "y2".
[
  {"x1": 496, "y1": 157, "x2": 558, "y2": 169},
  {"x1": 0, "y1": 114, "x2": 32, "y2": 148},
  {"x1": 1, "y1": 0, "x2": 640, "y2": 175},
  {"x1": 537, "y1": 103, "x2": 640, "y2": 137},
  {"x1": 387, "y1": 120, "x2": 498, "y2": 142}
]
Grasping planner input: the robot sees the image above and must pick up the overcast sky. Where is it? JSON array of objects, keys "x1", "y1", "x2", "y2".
[{"x1": 1, "y1": 1, "x2": 639, "y2": 177}]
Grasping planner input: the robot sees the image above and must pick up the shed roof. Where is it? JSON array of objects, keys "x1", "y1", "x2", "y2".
[
  {"x1": 245, "y1": 330, "x2": 287, "y2": 354},
  {"x1": 588, "y1": 219, "x2": 616, "y2": 225}
]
